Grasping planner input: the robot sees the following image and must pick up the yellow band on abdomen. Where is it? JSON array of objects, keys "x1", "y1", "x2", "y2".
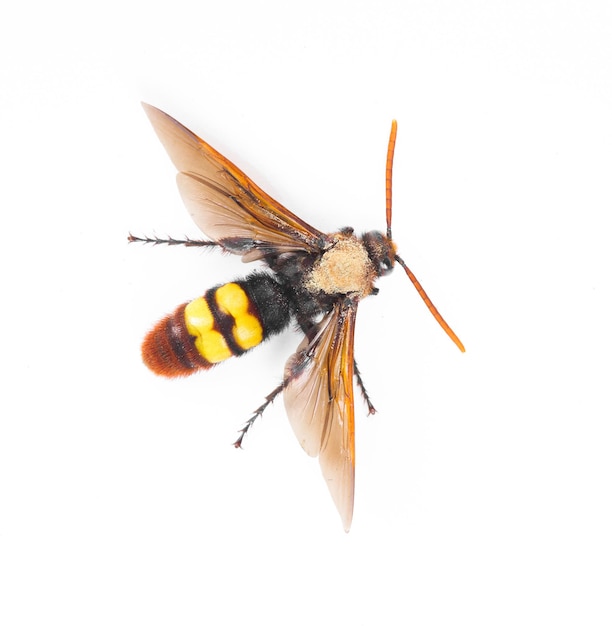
[
  {"x1": 215, "y1": 283, "x2": 263, "y2": 350},
  {"x1": 183, "y1": 283, "x2": 264, "y2": 364},
  {"x1": 184, "y1": 297, "x2": 232, "y2": 363}
]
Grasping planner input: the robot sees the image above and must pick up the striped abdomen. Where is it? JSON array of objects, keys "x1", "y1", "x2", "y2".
[{"x1": 142, "y1": 273, "x2": 291, "y2": 377}]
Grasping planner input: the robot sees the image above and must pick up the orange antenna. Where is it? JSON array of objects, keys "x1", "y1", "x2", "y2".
[
  {"x1": 385, "y1": 120, "x2": 397, "y2": 239},
  {"x1": 385, "y1": 119, "x2": 464, "y2": 352},
  {"x1": 396, "y1": 254, "x2": 465, "y2": 352}
]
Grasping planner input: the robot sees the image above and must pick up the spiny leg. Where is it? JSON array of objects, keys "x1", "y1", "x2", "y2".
[
  {"x1": 354, "y1": 359, "x2": 376, "y2": 415},
  {"x1": 233, "y1": 381, "x2": 284, "y2": 448},
  {"x1": 233, "y1": 340, "x2": 320, "y2": 447},
  {"x1": 127, "y1": 234, "x2": 221, "y2": 248}
]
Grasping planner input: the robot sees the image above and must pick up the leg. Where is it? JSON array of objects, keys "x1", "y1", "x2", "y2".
[
  {"x1": 127, "y1": 234, "x2": 221, "y2": 248},
  {"x1": 354, "y1": 359, "x2": 376, "y2": 415},
  {"x1": 233, "y1": 381, "x2": 284, "y2": 448},
  {"x1": 233, "y1": 340, "x2": 317, "y2": 447}
]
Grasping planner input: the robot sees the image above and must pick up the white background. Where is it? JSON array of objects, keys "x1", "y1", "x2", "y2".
[{"x1": 1, "y1": 1, "x2": 611, "y2": 624}]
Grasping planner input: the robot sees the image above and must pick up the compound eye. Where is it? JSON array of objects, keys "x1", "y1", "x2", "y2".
[{"x1": 380, "y1": 256, "x2": 394, "y2": 274}]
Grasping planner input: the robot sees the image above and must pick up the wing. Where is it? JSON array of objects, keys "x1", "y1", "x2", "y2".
[
  {"x1": 283, "y1": 298, "x2": 358, "y2": 532},
  {"x1": 142, "y1": 103, "x2": 326, "y2": 260}
]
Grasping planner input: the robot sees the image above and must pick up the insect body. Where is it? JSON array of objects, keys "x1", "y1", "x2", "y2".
[{"x1": 131, "y1": 104, "x2": 464, "y2": 531}]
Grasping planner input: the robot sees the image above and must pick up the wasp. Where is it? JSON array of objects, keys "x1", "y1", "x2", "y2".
[{"x1": 130, "y1": 104, "x2": 465, "y2": 531}]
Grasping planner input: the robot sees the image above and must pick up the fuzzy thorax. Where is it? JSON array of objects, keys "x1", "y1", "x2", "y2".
[{"x1": 305, "y1": 234, "x2": 377, "y2": 298}]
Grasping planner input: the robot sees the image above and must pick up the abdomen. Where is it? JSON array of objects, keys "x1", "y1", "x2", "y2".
[{"x1": 142, "y1": 273, "x2": 291, "y2": 377}]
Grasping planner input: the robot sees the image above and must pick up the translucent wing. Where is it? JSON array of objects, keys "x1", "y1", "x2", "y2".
[
  {"x1": 283, "y1": 299, "x2": 357, "y2": 532},
  {"x1": 142, "y1": 103, "x2": 326, "y2": 260}
]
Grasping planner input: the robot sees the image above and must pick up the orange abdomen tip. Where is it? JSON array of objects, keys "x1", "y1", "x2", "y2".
[{"x1": 141, "y1": 303, "x2": 212, "y2": 378}]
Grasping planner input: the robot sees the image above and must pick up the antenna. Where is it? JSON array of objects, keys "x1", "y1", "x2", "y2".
[
  {"x1": 385, "y1": 120, "x2": 465, "y2": 353},
  {"x1": 385, "y1": 120, "x2": 397, "y2": 239}
]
